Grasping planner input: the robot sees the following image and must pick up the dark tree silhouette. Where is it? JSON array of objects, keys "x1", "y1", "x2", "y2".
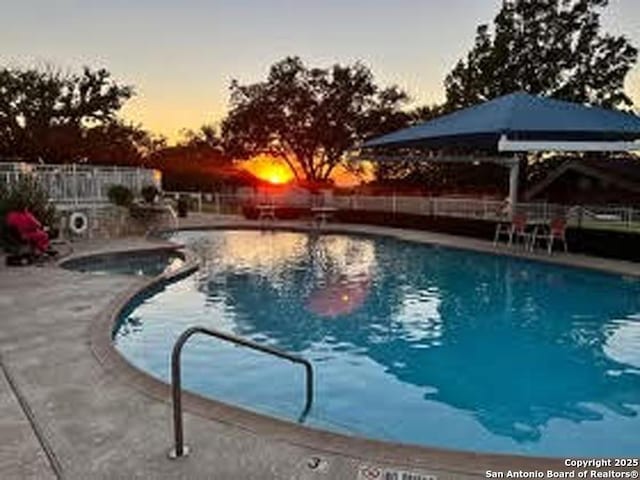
[
  {"x1": 181, "y1": 124, "x2": 224, "y2": 151},
  {"x1": 147, "y1": 125, "x2": 254, "y2": 192},
  {"x1": 445, "y1": 0, "x2": 638, "y2": 110},
  {"x1": 0, "y1": 65, "x2": 149, "y2": 163},
  {"x1": 222, "y1": 56, "x2": 411, "y2": 183}
]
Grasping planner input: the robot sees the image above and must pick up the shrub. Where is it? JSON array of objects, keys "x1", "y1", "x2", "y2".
[
  {"x1": 0, "y1": 177, "x2": 57, "y2": 250},
  {"x1": 0, "y1": 177, "x2": 57, "y2": 226},
  {"x1": 141, "y1": 185, "x2": 159, "y2": 204},
  {"x1": 107, "y1": 185, "x2": 134, "y2": 207},
  {"x1": 129, "y1": 203, "x2": 163, "y2": 226}
]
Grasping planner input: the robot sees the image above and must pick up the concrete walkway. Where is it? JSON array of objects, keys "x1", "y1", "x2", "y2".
[{"x1": 0, "y1": 215, "x2": 638, "y2": 479}]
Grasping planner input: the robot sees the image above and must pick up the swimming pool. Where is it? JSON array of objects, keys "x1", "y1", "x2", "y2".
[{"x1": 113, "y1": 229, "x2": 640, "y2": 457}]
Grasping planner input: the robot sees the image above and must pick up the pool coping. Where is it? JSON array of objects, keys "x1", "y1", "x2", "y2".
[
  {"x1": 88, "y1": 221, "x2": 639, "y2": 477},
  {"x1": 57, "y1": 242, "x2": 187, "y2": 269}
]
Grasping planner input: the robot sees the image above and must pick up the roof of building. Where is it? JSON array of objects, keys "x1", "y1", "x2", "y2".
[{"x1": 525, "y1": 155, "x2": 640, "y2": 200}]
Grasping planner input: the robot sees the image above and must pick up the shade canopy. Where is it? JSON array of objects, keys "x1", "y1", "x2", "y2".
[{"x1": 363, "y1": 92, "x2": 640, "y2": 151}]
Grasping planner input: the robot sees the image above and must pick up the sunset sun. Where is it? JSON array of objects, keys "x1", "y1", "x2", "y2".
[{"x1": 241, "y1": 155, "x2": 294, "y2": 184}]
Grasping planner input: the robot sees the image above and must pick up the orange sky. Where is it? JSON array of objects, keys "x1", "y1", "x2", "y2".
[{"x1": 241, "y1": 154, "x2": 371, "y2": 187}]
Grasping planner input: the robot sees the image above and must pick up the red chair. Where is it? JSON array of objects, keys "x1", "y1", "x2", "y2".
[
  {"x1": 494, "y1": 213, "x2": 534, "y2": 249},
  {"x1": 533, "y1": 217, "x2": 568, "y2": 254}
]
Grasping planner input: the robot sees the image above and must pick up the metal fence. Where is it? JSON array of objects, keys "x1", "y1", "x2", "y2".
[{"x1": 0, "y1": 162, "x2": 161, "y2": 206}]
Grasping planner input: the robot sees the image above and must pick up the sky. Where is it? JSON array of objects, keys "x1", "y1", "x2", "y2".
[{"x1": 1, "y1": 0, "x2": 639, "y2": 143}]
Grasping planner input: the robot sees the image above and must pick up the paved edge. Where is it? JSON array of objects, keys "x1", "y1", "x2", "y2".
[{"x1": 0, "y1": 353, "x2": 61, "y2": 479}]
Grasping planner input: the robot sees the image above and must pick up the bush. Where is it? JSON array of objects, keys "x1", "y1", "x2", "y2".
[
  {"x1": 141, "y1": 185, "x2": 159, "y2": 204},
  {"x1": 0, "y1": 177, "x2": 57, "y2": 250},
  {"x1": 129, "y1": 203, "x2": 163, "y2": 227},
  {"x1": 0, "y1": 177, "x2": 57, "y2": 226},
  {"x1": 107, "y1": 185, "x2": 134, "y2": 207}
]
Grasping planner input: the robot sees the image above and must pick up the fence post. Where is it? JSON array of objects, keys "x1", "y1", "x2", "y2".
[
  {"x1": 215, "y1": 193, "x2": 221, "y2": 214},
  {"x1": 543, "y1": 202, "x2": 548, "y2": 222},
  {"x1": 578, "y1": 206, "x2": 583, "y2": 229},
  {"x1": 73, "y1": 163, "x2": 78, "y2": 206}
]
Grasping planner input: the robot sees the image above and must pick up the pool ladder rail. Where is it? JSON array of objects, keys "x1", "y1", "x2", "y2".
[{"x1": 168, "y1": 326, "x2": 314, "y2": 459}]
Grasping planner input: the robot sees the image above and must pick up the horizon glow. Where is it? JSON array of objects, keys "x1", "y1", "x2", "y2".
[{"x1": 1, "y1": 0, "x2": 638, "y2": 142}]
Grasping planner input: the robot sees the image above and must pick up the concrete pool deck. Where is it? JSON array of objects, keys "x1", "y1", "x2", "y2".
[{"x1": 1, "y1": 214, "x2": 639, "y2": 479}]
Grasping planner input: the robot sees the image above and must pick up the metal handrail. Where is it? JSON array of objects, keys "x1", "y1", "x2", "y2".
[{"x1": 168, "y1": 326, "x2": 314, "y2": 459}]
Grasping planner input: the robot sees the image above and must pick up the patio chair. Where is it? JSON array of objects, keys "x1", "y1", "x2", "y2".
[
  {"x1": 256, "y1": 202, "x2": 277, "y2": 224},
  {"x1": 532, "y1": 217, "x2": 568, "y2": 254},
  {"x1": 493, "y1": 213, "x2": 534, "y2": 249}
]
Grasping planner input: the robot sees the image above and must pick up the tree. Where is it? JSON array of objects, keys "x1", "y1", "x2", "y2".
[
  {"x1": 181, "y1": 124, "x2": 224, "y2": 152},
  {"x1": 222, "y1": 57, "x2": 411, "y2": 183},
  {"x1": 445, "y1": 0, "x2": 638, "y2": 110},
  {"x1": 79, "y1": 121, "x2": 165, "y2": 166},
  {"x1": 0, "y1": 65, "x2": 137, "y2": 162},
  {"x1": 147, "y1": 125, "x2": 251, "y2": 192}
]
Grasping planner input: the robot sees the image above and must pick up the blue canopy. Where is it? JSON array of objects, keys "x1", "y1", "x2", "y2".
[{"x1": 364, "y1": 92, "x2": 640, "y2": 150}]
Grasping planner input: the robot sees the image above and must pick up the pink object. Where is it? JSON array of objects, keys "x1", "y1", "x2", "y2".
[
  {"x1": 305, "y1": 277, "x2": 370, "y2": 318},
  {"x1": 6, "y1": 209, "x2": 50, "y2": 254}
]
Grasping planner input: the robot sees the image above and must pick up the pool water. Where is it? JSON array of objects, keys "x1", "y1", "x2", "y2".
[
  {"x1": 113, "y1": 230, "x2": 640, "y2": 457},
  {"x1": 63, "y1": 250, "x2": 184, "y2": 276}
]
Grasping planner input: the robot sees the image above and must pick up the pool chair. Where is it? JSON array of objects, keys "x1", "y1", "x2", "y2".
[
  {"x1": 493, "y1": 213, "x2": 534, "y2": 249},
  {"x1": 532, "y1": 217, "x2": 568, "y2": 254}
]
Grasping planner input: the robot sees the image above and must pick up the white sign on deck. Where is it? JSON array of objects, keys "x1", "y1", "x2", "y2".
[{"x1": 357, "y1": 464, "x2": 437, "y2": 480}]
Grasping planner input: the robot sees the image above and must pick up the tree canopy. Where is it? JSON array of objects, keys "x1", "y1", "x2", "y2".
[
  {"x1": 222, "y1": 56, "x2": 411, "y2": 183},
  {"x1": 0, "y1": 65, "x2": 157, "y2": 164},
  {"x1": 445, "y1": 0, "x2": 638, "y2": 111}
]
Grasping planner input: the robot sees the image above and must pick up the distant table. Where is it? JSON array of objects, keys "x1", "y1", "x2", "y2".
[
  {"x1": 310, "y1": 206, "x2": 338, "y2": 227},
  {"x1": 256, "y1": 204, "x2": 276, "y2": 221}
]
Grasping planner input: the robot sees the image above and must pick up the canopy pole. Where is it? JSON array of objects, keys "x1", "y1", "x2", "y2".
[{"x1": 508, "y1": 158, "x2": 520, "y2": 218}]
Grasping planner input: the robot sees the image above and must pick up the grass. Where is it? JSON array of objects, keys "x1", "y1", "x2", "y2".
[{"x1": 570, "y1": 219, "x2": 640, "y2": 234}]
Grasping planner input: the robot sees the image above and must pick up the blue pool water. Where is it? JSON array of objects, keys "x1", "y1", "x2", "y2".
[{"x1": 113, "y1": 230, "x2": 640, "y2": 457}]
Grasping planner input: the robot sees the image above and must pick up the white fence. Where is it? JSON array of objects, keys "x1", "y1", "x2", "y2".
[
  {"x1": 177, "y1": 191, "x2": 640, "y2": 232},
  {"x1": 0, "y1": 162, "x2": 161, "y2": 206},
  {"x1": 2, "y1": 161, "x2": 637, "y2": 232}
]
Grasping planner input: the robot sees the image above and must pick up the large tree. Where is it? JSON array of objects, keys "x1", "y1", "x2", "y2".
[
  {"x1": 0, "y1": 65, "x2": 149, "y2": 163},
  {"x1": 222, "y1": 56, "x2": 411, "y2": 183},
  {"x1": 147, "y1": 125, "x2": 250, "y2": 192},
  {"x1": 445, "y1": 0, "x2": 637, "y2": 110}
]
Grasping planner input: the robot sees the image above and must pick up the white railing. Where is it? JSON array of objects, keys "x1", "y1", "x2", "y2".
[
  {"x1": 0, "y1": 162, "x2": 162, "y2": 206},
  {"x1": 185, "y1": 191, "x2": 640, "y2": 232},
  {"x1": 4, "y1": 160, "x2": 633, "y2": 232}
]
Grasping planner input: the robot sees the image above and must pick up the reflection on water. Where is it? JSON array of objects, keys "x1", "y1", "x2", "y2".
[{"x1": 115, "y1": 230, "x2": 640, "y2": 457}]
